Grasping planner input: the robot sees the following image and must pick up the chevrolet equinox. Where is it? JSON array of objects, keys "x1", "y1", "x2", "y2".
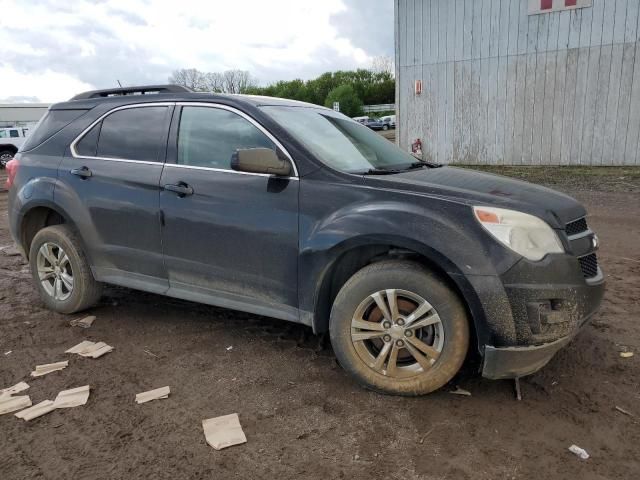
[{"x1": 6, "y1": 85, "x2": 604, "y2": 395}]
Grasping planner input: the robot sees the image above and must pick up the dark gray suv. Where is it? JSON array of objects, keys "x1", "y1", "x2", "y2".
[{"x1": 6, "y1": 85, "x2": 604, "y2": 395}]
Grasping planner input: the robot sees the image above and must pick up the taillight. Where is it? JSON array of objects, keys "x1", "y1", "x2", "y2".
[{"x1": 5, "y1": 158, "x2": 19, "y2": 189}]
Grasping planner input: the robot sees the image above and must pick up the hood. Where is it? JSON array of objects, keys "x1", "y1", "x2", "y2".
[{"x1": 364, "y1": 166, "x2": 585, "y2": 228}]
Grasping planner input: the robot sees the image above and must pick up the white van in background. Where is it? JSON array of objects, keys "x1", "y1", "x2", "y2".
[{"x1": 0, "y1": 127, "x2": 30, "y2": 167}]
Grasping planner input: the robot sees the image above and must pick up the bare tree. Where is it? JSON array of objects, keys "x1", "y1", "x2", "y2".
[
  {"x1": 169, "y1": 68, "x2": 208, "y2": 91},
  {"x1": 222, "y1": 70, "x2": 258, "y2": 94},
  {"x1": 371, "y1": 55, "x2": 395, "y2": 77},
  {"x1": 169, "y1": 68, "x2": 257, "y2": 94}
]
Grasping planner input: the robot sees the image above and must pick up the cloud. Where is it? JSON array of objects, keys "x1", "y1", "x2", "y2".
[{"x1": 0, "y1": 0, "x2": 391, "y2": 103}]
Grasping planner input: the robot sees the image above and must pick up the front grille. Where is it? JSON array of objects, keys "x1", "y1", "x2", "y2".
[
  {"x1": 566, "y1": 217, "x2": 588, "y2": 236},
  {"x1": 579, "y1": 253, "x2": 599, "y2": 278}
]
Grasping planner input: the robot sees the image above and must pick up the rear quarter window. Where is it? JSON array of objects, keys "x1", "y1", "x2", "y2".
[{"x1": 21, "y1": 109, "x2": 89, "y2": 151}]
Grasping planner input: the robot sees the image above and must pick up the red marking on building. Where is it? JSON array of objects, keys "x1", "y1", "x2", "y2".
[
  {"x1": 541, "y1": 0, "x2": 553, "y2": 10},
  {"x1": 565, "y1": 0, "x2": 578, "y2": 6}
]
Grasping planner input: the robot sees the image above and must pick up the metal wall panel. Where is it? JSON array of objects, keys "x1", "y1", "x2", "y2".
[{"x1": 395, "y1": 0, "x2": 640, "y2": 165}]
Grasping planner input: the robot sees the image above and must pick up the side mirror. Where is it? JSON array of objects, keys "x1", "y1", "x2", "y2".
[{"x1": 231, "y1": 148, "x2": 292, "y2": 176}]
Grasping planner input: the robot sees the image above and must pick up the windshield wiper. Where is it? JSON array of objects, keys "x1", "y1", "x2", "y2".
[
  {"x1": 408, "y1": 160, "x2": 443, "y2": 169},
  {"x1": 361, "y1": 168, "x2": 405, "y2": 175}
]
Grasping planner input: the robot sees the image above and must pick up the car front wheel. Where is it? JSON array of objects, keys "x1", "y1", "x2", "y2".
[{"x1": 330, "y1": 260, "x2": 469, "y2": 395}]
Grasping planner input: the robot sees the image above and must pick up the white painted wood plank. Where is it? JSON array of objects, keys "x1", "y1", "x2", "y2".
[
  {"x1": 531, "y1": 52, "x2": 548, "y2": 165},
  {"x1": 613, "y1": 43, "x2": 636, "y2": 164},
  {"x1": 612, "y1": 0, "x2": 628, "y2": 44},
  {"x1": 463, "y1": 0, "x2": 473, "y2": 61},
  {"x1": 568, "y1": 9, "x2": 582, "y2": 49},
  {"x1": 495, "y1": 54, "x2": 507, "y2": 164},
  {"x1": 415, "y1": 0, "x2": 423, "y2": 66},
  {"x1": 453, "y1": 61, "x2": 464, "y2": 162},
  {"x1": 570, "y1": 46, "x2": 590, "y2": 164},
  {"x1": 511, "y1": 0, "x2": 524, "y2": 55},
  {"x1": 624, "y1": 43, "x2": 640, "y2": 164},
  {"x1": 438, "y1": 0, "x2": 447, "y2": 64},
  {"x1": 478, "y1": 56, "x2": 490, "y2": 163},
  {"x1": 541, "y1": 51, "x2": 558, "y2": 165},
  {"x1": 445, "y1": 61, "x2": 455, "y2": 164},
  {"x1": 431, "y1": 0, "x2": 439, "y2": 65},
  {"x1": 551, "y1": 49, "x2": 568, "y2": 164},
  {"x1": 423, "y1": 0, "x2": 431, "y2": 65},
  {"x1": 488, "y1": 0, "x2": 500, "y2": 58},
  {"x1": 497, "y1": 0, "x2": 510, "y2": 56},
  {"x1": 406, "y1": 0, "x2": 415, "y2": 65},
  {"x1": 480, "y1": 0, "x2": 492, "y2": 60},
  {"x1": 590, "y1": 44, "x2": 614, "y2": 165},
  {"x1": 536, "y1": 12, "x2": 549, "y2": 53},
  {"x1": 514, "y1": 0, "x2": 527, "y2": 54},
  {"x1": 472, "y1": 0, "x2": 482, "y2": 60},
  {"x1": 624, "y1": 0, "x2": 639, "y2": 42},
  {"x1": 454, "y1": 0, "x2": 464, "y2": 61},
  {"x1": 512, "y1": 54, "x2": 528, "y2": 165},
  {"x1": 558, "y1": 10, "x2": 571, "y2": 50},
  {"x1": 578, "y1": 0, "x2": 594, "y2": 48},
  {"x1": 580, "y1": 46, "x2": 603, "y2": 164},
  {"x1": 561, "y1": 47, "x2": 579, "y2": 164},
  {"x1": 602, "y1": 44, "x2": 624, "y2": 165},
  {"x1": 486, "y1": 56, "x2": 499, "y2": 165},
  {"x1": 547, "y1": 10, "x2": 561, "y2": 52},
  {"x1": 521, "y1": 52, "x2": 538, "y2": 165},
  {"x1": 590, "y1": 0, "x2": 605, "y2": 47},
  {"x1": 504, "y1": 56, "x2": 517, "y2": 164}
]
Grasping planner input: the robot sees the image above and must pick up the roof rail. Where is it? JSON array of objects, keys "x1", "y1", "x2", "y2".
[{"x1": 70, "y1": 84, "x2": 193, "y2": 100}]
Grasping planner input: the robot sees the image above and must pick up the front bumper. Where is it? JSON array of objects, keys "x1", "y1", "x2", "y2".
[
  {"x1": 481, "y1": 310, "x2": 596, "y2": 379},
  {"x1": 469, "y1": 253, "x2": 605, "y2": 379}
]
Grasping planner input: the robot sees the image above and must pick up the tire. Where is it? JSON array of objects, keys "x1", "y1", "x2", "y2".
[
  {"x1": 29, "y1": 225, "x2": 102, "y2": 314},
  {"x1": 382, "y1": 124, "x2": 389, "y2": 131},
  {"x1": 330, "y1": 260, "x2": 469, "y2": 396},
  {"x1": 0, "y1": 149, "x2": 14, "y2": 168}
]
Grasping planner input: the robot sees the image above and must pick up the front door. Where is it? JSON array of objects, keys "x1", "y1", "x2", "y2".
[{"x1": 159, "y1": 104, "x2": 299, "y2": 321}]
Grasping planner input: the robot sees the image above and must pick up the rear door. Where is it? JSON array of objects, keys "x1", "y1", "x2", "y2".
[
  {"x1": 159, "y1": 104, "x2": 300, "y2": 320},
  {"x1": 57, "y1": 104, "x2": 173, "y2": 292}
]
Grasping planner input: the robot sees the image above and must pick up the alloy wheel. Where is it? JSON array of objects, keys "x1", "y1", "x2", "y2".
[
  {"x1": 350, "y1": 289, "x2": 444, "y2": 378},
  {"x1": 36, "y1": 242, "x2": 74, "y2": 301}
]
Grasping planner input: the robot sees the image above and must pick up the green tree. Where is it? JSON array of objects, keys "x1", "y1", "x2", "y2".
[{"x1": 324, "y1": 84, "x2": 363, "y2": 117}]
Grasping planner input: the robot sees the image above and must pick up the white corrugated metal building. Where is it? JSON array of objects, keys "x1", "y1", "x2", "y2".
[
  {"x1": 0, "y1": 104, "x2": 50, "y2": 128},
  {"x1": 394, "y1": 0, "x2": 640, "y2": 165}
]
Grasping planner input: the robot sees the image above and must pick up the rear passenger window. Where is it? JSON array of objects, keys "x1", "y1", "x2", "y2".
[
  {"x1": 10, "y1": 130, "x2": 19, "y2": 138},
  {"x1": 95, "y1": 106, "x2": 168, "y2": 162},
  {"x1": 177, "y1": 106, "x2": 274, "y2": 170}
]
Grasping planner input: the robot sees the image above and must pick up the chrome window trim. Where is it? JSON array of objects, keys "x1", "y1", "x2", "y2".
[
  {"x1": 70, "y1": 102, "x2": 175, "y2": 164},
  {"x1": 70, "y1": 101, "x2": 299, "y2": 178},
  {"x1": 175, "y1": 101, "x2": 298, "y2": 177}
]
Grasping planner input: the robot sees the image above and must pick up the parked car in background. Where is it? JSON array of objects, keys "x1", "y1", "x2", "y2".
[
  {"x1": 0, "y1": 127, "x2": 30, "y2": 168},
  {"x1": 7, "y1": 85, "x2": 604, "y2": 396},
  {"x1": 379, "y1": 115, "x2": 396, "y2": 129},
  {"x1": 362, "y1": 118, "x2": 386, "y2": 131}
]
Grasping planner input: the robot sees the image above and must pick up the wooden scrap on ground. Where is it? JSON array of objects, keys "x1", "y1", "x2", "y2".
[
  {"x1": 70, "y1": 316, "x2": 96, "y2": 328},
  {"x1": 66, "y1": 341, "x2": 113, "y2": 358},
  {"x1": 15, "y1": 400, "x2": 56, "y2": 421},
  {"x1": 135, "y1": 386, "x2": 170, "y2": 404},
  {"x1": 30, "y1": 361, "x2": 69, "y2": 377},
  {"x1": 53, "y1": 386, "x2": 90, "y2": 408},
  {"x1": 202, "y1": 413, "x2": 247, "y2": 450},
  {"x1": 0, "y1": 396, "x2": 32, "y2": 415}
]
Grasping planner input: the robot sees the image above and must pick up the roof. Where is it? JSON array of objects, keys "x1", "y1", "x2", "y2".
[{"x1": 52, "y1": 84, "x2": 328, "y2": 111}]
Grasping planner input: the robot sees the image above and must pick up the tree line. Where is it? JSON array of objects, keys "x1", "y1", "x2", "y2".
[{"x1": 168, "y1": 57, "x2": 395, "y2": 117}]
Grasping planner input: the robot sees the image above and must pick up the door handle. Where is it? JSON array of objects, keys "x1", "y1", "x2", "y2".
[
  {"x1": 164, "y1": 182, "x2": 194, "y2": 197},
  {"x1": 70, "y1": 166, "x2": 92, "y2": 178}
]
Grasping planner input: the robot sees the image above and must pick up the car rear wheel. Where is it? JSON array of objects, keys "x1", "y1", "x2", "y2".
[
  {"x1": 29, "y1": 225, "x2": 102, "y2": 314},
  {"x1": 0, "y1": 150, "x2": 14, "y2": 168},
  {"x1": 330, "y1": 260, "x2": 469, "y2": 395},
  {"x1": 382, "y1": 124, "x2": 389, "y2": 131}
]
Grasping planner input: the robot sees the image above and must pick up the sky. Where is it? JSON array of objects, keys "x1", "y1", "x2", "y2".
[{"x1": 0, "y1": 0, "x2": 394, "y2": 103}]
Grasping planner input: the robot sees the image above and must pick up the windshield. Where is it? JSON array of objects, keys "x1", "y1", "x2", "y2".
[{"x1": 261, "y1": 106, "x2": 419, "y2": 173}]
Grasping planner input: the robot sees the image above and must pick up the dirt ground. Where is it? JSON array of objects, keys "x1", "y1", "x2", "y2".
[{"x1": 1, "y1": 167, "x2": 638, "y2": 480}]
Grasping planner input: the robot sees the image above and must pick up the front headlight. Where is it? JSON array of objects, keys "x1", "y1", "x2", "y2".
[{"x1": 473, "y1": 206, "x2": 564, "y2": 261}]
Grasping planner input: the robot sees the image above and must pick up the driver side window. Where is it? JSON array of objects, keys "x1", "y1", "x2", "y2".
[{"x1": 177, "y1": 106, "x2": 275, "y2": 170}]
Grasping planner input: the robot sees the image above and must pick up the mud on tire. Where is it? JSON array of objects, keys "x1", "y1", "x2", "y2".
[
  {"x1": 329, "y1": 260, "x2": 469, "y2": 396},
  {"x1": 29, "y1": 224, "x2": 102, "y2": 314}
]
